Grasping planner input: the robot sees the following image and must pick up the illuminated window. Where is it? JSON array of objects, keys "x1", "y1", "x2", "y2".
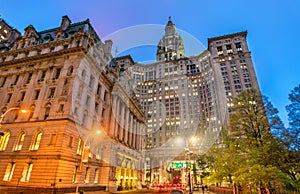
[
  {"x1": 72, "y1": 166, "x2": 79, "y2": 183},
  {"x1": 84, "y1": 167, "x2": 91, "y2": 183},
  {"x1": 21, "y1": 163, "x2": 33, "y2": 182},
  {"x1": 95, "y1": 145, "x2": 101, "y2": 160},
  {"x1": 3, "y1": 162, "x2": 15, "y2": 181},
  {"x1": 77, "y1": 138, "x2": 84, "y2": 155},
  {"x1": 0, "y1": 132, "x2": 10, "y2": 151},
  {"x1": 30, "y1": 132, "x2": 42, "y2": 150},
  {"x1": 94, "y1": 169, "x2": 99, "y2": 183},
  {"x1": 14, "y1": 132, "x2": 25, "y2": 151}
]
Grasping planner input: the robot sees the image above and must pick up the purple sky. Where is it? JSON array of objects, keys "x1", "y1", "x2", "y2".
[{"x1": 1, "y1": 0, "x2": 300, "y2": 126}]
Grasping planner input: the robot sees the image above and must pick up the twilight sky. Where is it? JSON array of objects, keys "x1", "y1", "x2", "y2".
[{"x1": 1, "y1": 0, "x2": 299, "y2": 126}]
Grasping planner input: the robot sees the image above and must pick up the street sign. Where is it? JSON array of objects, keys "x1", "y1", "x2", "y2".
[{"x1": 171, "y1": 161, "x2": 190, "y2": 169}]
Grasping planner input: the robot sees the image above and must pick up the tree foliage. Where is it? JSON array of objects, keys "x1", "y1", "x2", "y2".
[
  {"x1": 197, "y1": 88, "x2": 300, "y2": 192},
  {"x1": 286, "y1": 84, "x2": 300, "y2": 151}
]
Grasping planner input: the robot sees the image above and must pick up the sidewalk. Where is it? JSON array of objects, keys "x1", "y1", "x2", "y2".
[{"x1": 65, "y1": 188, "x2": 215, "y2": 194}]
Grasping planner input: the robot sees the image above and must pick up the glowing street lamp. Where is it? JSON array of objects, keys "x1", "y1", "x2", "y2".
[{"x1": 0, "y1": 107, "x2": 28, "y2": 136}]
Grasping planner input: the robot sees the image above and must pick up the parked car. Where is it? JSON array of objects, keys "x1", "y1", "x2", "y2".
[{"x1": 170, "y1": 189, "x2": 184, "y2": 194}]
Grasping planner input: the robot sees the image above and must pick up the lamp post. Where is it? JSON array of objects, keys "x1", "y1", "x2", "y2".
[
  {"x1": 75, "y1": 129, "x2": 102, "y2": 194},
  {"x1": 185, "y1": 148, "x2": 193, "y2": 194},
  {"x1": 0, "y1": 107, "x2": 28, "y2": 136}
]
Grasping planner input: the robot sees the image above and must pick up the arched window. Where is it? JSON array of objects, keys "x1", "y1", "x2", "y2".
[
  {"x1": 14, "y1": 132, "x2": 25, "y2": 151},
  {"x1": 3, "y1": 162, "x2": 15, "y2": 181},
  {"x1": 67, "y1": 66, "x2": 73, "y2": 76},
  {"x1": 44, "y1": 103, "x2": 51, "y2": 120},
  {"x1": 30, "y1": 131, "x2": 42, "y2": 151},
  {"x1": 0, "y1": 131, "x2": 10, "y2": 151}
]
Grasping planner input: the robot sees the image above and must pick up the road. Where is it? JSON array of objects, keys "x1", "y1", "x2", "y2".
[{"x1": 68, "y1": 188, "x2": 213, "y2": 194}]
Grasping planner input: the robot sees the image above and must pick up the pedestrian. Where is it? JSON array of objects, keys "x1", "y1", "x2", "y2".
[{"x1": 202, "y1": 184, "x2": 205, "y2": 194}]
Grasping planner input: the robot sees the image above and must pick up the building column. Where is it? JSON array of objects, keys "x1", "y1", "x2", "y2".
[
  {"x1": 124, "y1": 108, "x2": 129, "y2": 143},
  {"x1": 109, "y1": 95, "x2": 117, "y2": 137},
  {"x1": 129, "y1": 114, "x2": 133, "y2": 147},
  {"x1": 136, "y1": 122, "x2": 140, "y2": 150},
  {"x1": 114, "y1": 97, "x2": 120, "y2": 137},
  {"x1": 119, "y1": 102, "x2": 125, "y2": 140},
  {"x1": 132, "y1": 119, "x2": 137, "y2": 149}
]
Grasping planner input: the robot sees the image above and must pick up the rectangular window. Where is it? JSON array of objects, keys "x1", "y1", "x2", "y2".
[
  {"x1": 26, "y1": 73, "x2": 33, "y2": 84},
  {"x1": 40, "y1": 70, "x2": 46, "y2": 81},
  {"x1": 76, "y1": 138, "x2": 83, "y2": 155},
  {"x1": 86, "y1": 96, "x2": 90, "y2": 106},
  {"x1": 236, "y1": 42, "x2": 243, "y2": 53},
  {"x1": 97, "y1": 84, "x2": 101, "y2": 95},
  {"x1": 72, "y1": 166, "x2": 79, "y2": 183},
  {"x1": 33, "y1": 90, "x2": 40, "y2": 100},
  {"x1": 89, "y1": 76, "x2": 94, "y2": 88},
  {"x1": 0, "y1": 77, "x2": 6, "y2": 87},
  {"x1": 6, "y1": 93, "x2": 12, "y2": 103},
  {"x1": 95, "y1": 102, "x2": 99, "y2": 114},
  {"x1": 94, "y1": 169, "x2": 99, "y2": 183},
  {"x1": 58, "y1": 104, "x2": 64, "y2": 112},
  {"x1": 226, "y1": 44, "x2": 232, "y2": 50},
  {"x1": 68, "y1": 136, "x2": 73, "y2": 147},
  {"x1": 84, "y1": 167, "x2": 91, "y2": 183},
  {"x1": 13, "y1": 75, "x2": 19, "y2": 85},
  {"x1": 21, "y1": 163, "x2": 33, "y2": 182},
  {"x1": 54, "y1": 68, "x2": 61, "y2": 79},
  {"x1": 104, "y1": 90, "x2": 108, "y2": 101},
  {"x1": 49, "y1": 134, "x2": 57, "y2": 145},
  {"x1": 20, "y1": 92, "x2": 26, "y2": 102},
  {"x1": 102, "y1": 108, "x2": 106, "y2": 119},
  {"x1": 48, "y1": 88, "x2": 55, "y2": 98},
  {"x1": 3, "y1": 162, "x2": 15, "y2": 181}
]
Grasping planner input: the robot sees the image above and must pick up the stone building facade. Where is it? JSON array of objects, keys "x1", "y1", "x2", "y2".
[
  {"x1": 0, "y1": 15, "x2": 261, "y2": 190},
  {"x1": 115, "y1": 18, "x2": 260, "y2": 184},
  {"x1": 0, "y1": 16, "x2": 145, "y2": 193}
]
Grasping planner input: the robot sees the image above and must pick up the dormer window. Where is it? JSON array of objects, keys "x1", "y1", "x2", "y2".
[{"x1": 44, "y1": 34, "x2": 53, "y2": 43}]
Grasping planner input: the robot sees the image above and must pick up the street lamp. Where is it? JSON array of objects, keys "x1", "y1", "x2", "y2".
[
  {"x1": 76, "y1": 128, "x2": 102, "y2": 194},
  {"x1": 0, "y1": 107, "x2": 28, "y2": 136},
  {"x1": 185, "y1": 148, "x2": 193, "y2": 194}
]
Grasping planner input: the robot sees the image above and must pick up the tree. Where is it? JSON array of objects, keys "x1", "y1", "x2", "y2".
[
  {"x1": 286, "y1": 84, "x2": 300, "y2": 151},
  {"x1": 205, "y1": 89, "x2": 297, "y2": 192},
  {"x1": 285, "y1": 85, "x2": 300, "y2": 189},
  {"x1": 263, "y1": 96, "x2": 286, "y2": 139},
  {"x1": 229, "y1": 88, "x2": 270, "y2": 146}
]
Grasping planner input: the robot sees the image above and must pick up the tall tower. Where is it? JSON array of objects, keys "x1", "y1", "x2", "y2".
[
  {"x1": 208, "y1": 31, "x2": 260, "y2": 108},
  {"x1": 156, "y1": 16, "x2": 185, "y2": 62}
]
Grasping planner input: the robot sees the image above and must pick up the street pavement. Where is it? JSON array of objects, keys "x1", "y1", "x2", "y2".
[{"x1": 65, "y1": 188, "x2": 214, "y2": 194}]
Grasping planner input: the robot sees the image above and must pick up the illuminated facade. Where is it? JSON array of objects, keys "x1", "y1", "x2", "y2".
[
  {"x1": 115, "y1": 18, "x2": 260, "y2": 184},
  {"x1": 0, "y1": 16, "x2": 145, "y2": 193},
  {"x1": 0, "y1": 15, "x2": 260, "y2": 192}
]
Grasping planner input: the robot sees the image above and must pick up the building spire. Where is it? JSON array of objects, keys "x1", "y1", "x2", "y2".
[{"x1": 156, "y1": 17, "x2": 185, "y2": 61}]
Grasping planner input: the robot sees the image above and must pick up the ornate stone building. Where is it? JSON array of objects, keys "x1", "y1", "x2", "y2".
[
  {"x1": 115, "y1": 18, "x2": 260, "y2": 184},
  {"x1": 0, "y1": 16, "x2": 145, "y2": 193},
  {"x1": 0, "y1": 15, "x2": 261, "y2": 191}
]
